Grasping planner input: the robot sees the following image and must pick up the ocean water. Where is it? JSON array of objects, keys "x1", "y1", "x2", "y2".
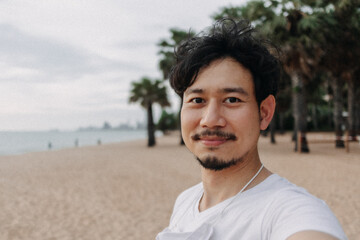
[{"x1": 0, "y1": 130, "x2": 150, "y2": 156}]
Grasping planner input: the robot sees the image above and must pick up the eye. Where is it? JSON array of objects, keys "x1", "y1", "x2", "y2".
[
  {"x1": 191, "y1": 98, "x2": 204, "y2": 104},
  {"x1": 225, "y1": 97, "x2": 241, "y2": 103}
]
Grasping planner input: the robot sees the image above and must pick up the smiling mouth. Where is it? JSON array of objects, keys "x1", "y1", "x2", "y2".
[
  {"x1": 191, "y1": 129, "x2": 237, "y2": 147},
  {"x1": 200, "y1": 137, "x2": 228, "y2": 147}
]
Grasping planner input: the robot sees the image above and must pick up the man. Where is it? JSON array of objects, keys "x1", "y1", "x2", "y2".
[{"x1": 156, "y1": 19, "x2": 346, "y2": 240}]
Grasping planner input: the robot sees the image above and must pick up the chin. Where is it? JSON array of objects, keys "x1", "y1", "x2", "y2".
[{"x1": 196, "y1": 155, "x2": 242, "y2": 171}]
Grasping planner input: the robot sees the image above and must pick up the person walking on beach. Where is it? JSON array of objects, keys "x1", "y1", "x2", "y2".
[{"x1": 156, "y1": 19, "x2": 346, "y2": 240}]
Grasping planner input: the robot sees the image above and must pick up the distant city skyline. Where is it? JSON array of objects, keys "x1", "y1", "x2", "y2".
[
  {"x1": 77, "y1": 120, "x2": 146, "y2": 132},
  {"x1": 0, "y1": 0, "x2": 246, "y2": 131}
]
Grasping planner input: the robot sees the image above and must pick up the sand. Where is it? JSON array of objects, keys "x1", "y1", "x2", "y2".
[{"x1": 0, "y1": 132, "x2": 359, "y2": 240}]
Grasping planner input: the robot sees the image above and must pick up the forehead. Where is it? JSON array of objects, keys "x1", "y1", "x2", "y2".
[{"x1": 185, "y1": 58, "x2": 254, "y2": 95}]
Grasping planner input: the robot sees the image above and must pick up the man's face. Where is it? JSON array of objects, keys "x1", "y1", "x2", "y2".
[{"x1": 181, "y1": 58, "x2": 265, "y2": 170}]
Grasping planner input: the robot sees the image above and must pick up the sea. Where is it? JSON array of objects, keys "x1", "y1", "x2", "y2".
[{"x1": 0, "y1": 130, "x2": 151, "y2": 156}]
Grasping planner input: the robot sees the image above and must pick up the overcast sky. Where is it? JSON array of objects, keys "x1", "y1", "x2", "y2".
[{"x1": 0, "y1": 0, "x2": 246, "y2": 131}]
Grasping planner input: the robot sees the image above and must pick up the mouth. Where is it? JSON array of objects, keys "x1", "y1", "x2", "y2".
[{"x1": 200, "y1": 137, "x2": 228, "y2": 147}]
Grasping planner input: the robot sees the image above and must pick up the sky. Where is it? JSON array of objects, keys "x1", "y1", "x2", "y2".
[{"x1": 0, "y1": 0, "x2": 246, "y2": 131}]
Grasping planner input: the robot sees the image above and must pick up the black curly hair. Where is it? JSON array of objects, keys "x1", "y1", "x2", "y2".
[{"x1": 169, "y1": 19, "x2": 280, "y2": 106}]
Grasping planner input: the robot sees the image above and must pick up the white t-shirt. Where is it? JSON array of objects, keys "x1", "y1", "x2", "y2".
[{"x1": 162, "y1": 174, "x2": 347, "y2": 240}]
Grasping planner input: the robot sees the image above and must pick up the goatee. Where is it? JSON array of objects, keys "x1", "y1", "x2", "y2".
[{"x1": 196, "y1": 156, "x2": 243, "y2": 171}]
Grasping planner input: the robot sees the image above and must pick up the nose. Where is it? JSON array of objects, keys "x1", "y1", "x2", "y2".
[{"x1": 200, "y1": 100, "x2": 226, "y2": 128}]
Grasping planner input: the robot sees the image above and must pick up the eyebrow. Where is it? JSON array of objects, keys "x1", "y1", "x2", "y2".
[
  {"x1": 185, "y1": 87, "x2": 249, "y2": 96},
  {"x1": 185, "y1": 88, "x2": 203, "y2": 94},
  {"x1": 221, "y1": 87, "x2": 249, "y2": 96}
]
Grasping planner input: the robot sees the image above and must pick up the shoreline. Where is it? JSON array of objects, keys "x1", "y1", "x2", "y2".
[
  {"x1": 0, "y1": 129, "x2": 153, "y2": 157},
  {"x1": 0, "y1": 132, "x2": 359, "y2": 239}
]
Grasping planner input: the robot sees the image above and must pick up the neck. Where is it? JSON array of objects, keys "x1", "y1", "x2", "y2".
[{"x1": 199, "y1": 152, "x2": 271, "y2": 212}]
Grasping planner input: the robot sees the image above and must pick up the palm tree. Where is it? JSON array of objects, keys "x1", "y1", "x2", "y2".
[
  {"x1": 158, "y1": 28, "x2": 195, "y2": 80},
  {"x1": 335, "y1": 1, "x2": 360, "y2": 141},
  {"x1": 214, "y1": 0, "x2": 360, "y2": 149},
  {"x1": 158, "y1": 28, "x2": 196, "y2": 145},
  {"x1": 129, "y1": 77, "x2": 170, "y2": 147},
  {"x1": 213, "y1": 0, "x2": 322, "y2": 152},
  {"x1": 316, "y1": 0, "x2": 360, "y2": 146}
]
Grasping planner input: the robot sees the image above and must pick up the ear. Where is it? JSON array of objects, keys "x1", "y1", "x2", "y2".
[{"x1": 259, "y1": 95, "x2": 276, "y2": 130}]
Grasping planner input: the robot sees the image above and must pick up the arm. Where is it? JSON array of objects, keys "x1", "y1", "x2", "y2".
[{"x1": 287, "y1": 231, "x2": 340, "y2": 240}]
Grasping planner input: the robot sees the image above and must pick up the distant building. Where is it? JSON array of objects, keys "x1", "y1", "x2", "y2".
[{"x1": 102, "y1": 121, "x2": 112, "y2": 130}]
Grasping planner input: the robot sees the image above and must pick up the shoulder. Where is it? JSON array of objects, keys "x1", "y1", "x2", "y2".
[
  {"x1": 262, "y1": 175, "x2": 347, "y2": 240},
  {"x1": 266, "y1": 175, "x2": 333, "y2": 215},
  {"x1": 259, "y1": 174, "x2": 331, "y2": 207},
  {"x1": 265, "y1": 174, "x2": 325, "y2": 207},
  {"x1": 173, "y1": 183, "x2": 202, "y2": 208}
]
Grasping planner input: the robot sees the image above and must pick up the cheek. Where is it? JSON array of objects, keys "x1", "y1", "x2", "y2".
[
  {"x1": 244, "y1": 112, "x2": 261, "y2": 135},
  {"x1": 181, "y1": 109, "x2": 199, "y2": 134},
  {"x1": 228, "y1": 109, "x2": 260, "y2": 131}
]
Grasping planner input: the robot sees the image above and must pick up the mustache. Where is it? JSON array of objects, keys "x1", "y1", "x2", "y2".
[{"x1": 191, "y1": 129, "x2": 237, "y2": 141}]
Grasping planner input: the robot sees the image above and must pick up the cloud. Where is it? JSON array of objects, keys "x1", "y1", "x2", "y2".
[
  {"x1": 0, "y1": 24, "x2": 90, "y2": 76},
  {"x1": 0, "y1": 23, "x2": 149, "y2": 83},
  {"x1": 0, "y1": 0, "x2": 246, "y2": 131}
]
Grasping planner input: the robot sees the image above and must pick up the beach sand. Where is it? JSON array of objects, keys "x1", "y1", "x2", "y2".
[{"x1": 0, "y1": 132, "x2": 359, "y2": 240}]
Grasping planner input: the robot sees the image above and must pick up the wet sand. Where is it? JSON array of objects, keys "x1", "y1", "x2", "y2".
[{"x1": 0, "y1": 132, "x2": 359, "y2": 239}]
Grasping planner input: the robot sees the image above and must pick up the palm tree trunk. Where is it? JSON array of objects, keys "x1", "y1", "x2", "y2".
[
  {"x1": 279, "y1": 112, "x2": 285, "y2": 134},
  {"x1": 147, "y1": 103, "x2": 156, "y2": 147},
  {"x1": 347, "y1": 76, "x2": 356, "y2": 140},
  {"x1": 356, "y1": 80, "x2": 360, "y2": 137},
  {"x1": 291, "y1": 71, "x2": 309, "y2": 152},
  {"x1": 330, "y1": 76, "x2": 345, "y2": 148},
  {"x1": 311, "y1": 104, "x2": 318, "y2": 130},
  {"x1": 356, "y1": 99, "x2": 360, "y2": 137},
  {"x1": 327, "y1": 98, "x2": 333, "y2": 129}
]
